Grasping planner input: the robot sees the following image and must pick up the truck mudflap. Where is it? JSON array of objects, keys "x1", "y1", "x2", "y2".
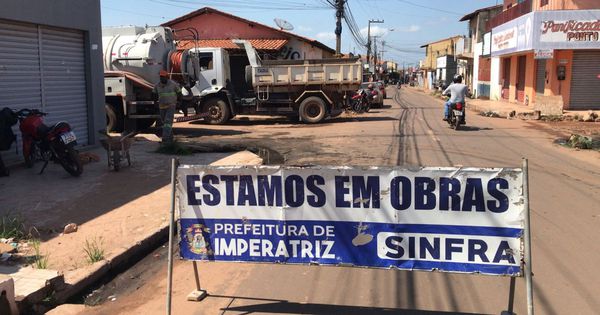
[{"x1": 224, "y1": 90, "x2": 237, "y2": 117}]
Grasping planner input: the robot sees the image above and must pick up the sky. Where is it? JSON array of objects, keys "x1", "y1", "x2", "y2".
[{"x1": 100, "y1": 0, "x2": 500, "y2": 65}]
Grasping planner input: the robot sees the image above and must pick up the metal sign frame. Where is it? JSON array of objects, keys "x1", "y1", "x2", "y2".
[{"x1": 165, "y1": 158, "x2": 534, "y2": 315}]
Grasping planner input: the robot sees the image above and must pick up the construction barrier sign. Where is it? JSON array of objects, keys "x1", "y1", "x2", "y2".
[{"x1": 177, "y1": 165, "x2": 525, "y2": 276}]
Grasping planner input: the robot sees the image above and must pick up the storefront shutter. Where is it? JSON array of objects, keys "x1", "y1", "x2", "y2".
[
  {"x1": 570, "y1": 51, "x2": 600, "y2": 110},
  {"x1": 41, "y1": 27, "x2": 88, "y2": 145},
  {"x1": 0, "y1": 20, "x2": 42, "y2": 164}
]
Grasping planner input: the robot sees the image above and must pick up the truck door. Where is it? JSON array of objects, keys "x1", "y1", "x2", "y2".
[{"x1": 196, "y1": 52, "x2": 216, "y2": 92}]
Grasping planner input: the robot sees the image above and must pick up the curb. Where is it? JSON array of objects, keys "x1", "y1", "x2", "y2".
[
  {"x1": 42, "y1": 150, "x2": 265, "y2": 310},
  {"x1": 53, "y1": 224, "x2": 169, "y2": 304}
]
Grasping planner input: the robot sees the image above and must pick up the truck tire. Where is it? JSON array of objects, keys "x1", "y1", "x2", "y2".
[
  {"x1": 299, "y1": 96, "x2": 326, "y2": 124},
  {"x1": 136, "y1": 119, "x2": 156, "y2": 130},
  {"x1": 203, "y1": 98, "x2": 231, "y2": 124},
  {"x1": 105, "y1": 104, "x2": 124, "y2": 132}
]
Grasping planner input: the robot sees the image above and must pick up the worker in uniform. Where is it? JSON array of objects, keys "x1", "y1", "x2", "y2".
[{"x1": 153, "y1": 70, "x2": 181, "y2": 144}]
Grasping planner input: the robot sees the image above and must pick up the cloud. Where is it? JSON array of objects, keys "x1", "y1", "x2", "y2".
[
  {"x1": 297, "y1": 25, "x2": 312, "y2": 32},
  {"x1": 405, "y1": 25, "x2": 421, "y2": 32},
  {"x1": 315, "y1": 32, "x2": 337, "y2": 41},
  {"x1": 360, "y1": 26, "x2": 389, "y2": 37}
]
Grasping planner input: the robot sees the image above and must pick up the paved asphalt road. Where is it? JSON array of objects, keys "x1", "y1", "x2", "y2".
[{"x1": 83, "y1": 87, "x2": 600, "y2": 315}]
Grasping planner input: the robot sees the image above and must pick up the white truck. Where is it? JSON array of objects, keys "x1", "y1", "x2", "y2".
[{"x1": 102, "y1": 26, "x2": 362, "y2": 131}]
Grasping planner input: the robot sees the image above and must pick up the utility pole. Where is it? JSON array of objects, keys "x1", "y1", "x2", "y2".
[
  {"x1": 366, "y1": 19, "x2": 383, "y2": 66},
  {"x1": 373, "y1": 36, "x2": 380, "y2": 79},
  {"x1": 335, "y1": 0, "x2": 345, "y2": 56}
]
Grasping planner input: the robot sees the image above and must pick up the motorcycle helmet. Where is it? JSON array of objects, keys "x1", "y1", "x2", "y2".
[{"x1": 453, "y1": 74, "x2": 463, "y2": 84}]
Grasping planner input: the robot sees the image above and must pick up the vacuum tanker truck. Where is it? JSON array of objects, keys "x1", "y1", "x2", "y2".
[{"x1": 102, "y1": 26, "x2": 362, "y2": 131}]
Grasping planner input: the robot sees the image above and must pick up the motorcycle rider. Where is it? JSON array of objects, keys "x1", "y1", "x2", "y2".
[{"x1": 442, "y1": 74, "x2": 469, "y2": 121}]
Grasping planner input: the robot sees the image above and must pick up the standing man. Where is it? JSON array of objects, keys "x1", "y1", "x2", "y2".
[{"x1": 153, "y1": 70, "x2": 181, "y2": 144}]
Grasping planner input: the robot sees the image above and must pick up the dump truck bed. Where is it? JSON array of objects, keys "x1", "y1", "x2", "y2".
[{"x1": 252, "y1": 58, "x2": 362, "y2": 88}]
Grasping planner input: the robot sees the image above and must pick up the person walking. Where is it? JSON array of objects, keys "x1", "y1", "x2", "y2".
[{"x1": 153, "y1": 70, "x2": 181, "y2": 144}]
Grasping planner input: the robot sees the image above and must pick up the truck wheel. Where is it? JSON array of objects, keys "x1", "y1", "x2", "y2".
[
  {"x1": 105, "y1": 104, "x2": 124, "y2": 132},
  {"x1": 299, "y1": 96, "x2": 326, "y2": 124},
  {"x1": 203, "y1": 98, "x2": 231, "y2": 124}
]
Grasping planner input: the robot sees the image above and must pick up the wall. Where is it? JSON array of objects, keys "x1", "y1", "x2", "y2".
[
  {"x1": 167, "y1": 12, "x2": 330, "y2": 60},
  {"x1": 0, "y1": 0, "x2": 104, "y2": 146},
  {"x1": 524, "y1": 53, "x2": 535, "y2": 105},
  {"x1": 546, "y1": 50, "x2": 573, "y2": 107},
  {"x1": 422, "y1": 37, "x2": 461, "y2": 70},
  {"x1": 490, "y1": 57, "x2": 502, "y2": 100},
  {"x1": 534, "y1": 0, "x2": 600, "y2": 10}
]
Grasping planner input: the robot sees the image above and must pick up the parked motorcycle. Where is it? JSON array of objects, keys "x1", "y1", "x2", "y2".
[
  {"x1": 350, "y1": 89, "x2": 377, "y2": 113},
  {"x1": 447, "y1": 102, "x2": 466, "y2": 130},
  {"x1": 13, "y1": 108, "x2": 83, "y2": 176}
]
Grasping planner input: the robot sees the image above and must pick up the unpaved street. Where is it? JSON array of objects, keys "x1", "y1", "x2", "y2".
[{"x1": 74, "y1": 87, "x2": 600, "y2": 314}]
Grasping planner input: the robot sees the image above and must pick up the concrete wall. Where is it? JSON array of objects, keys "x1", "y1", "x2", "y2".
[
  {"x1": 0, "y1": 0, "x2": 104, "y2": 145},
  {"x1": 534, "y1": 0, "x2": 600, "y2": 10},
  {"x1": 166, "y1": 11, "x2": 331, "y2": 59},
  {"x1": 422, "y1": 37, "x2": 461, "y2": 70},
  {"x1": 490, "y1": 57, "x2": 501, "y2": 100}
]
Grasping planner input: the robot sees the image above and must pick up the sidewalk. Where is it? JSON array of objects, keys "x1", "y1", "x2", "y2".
[
  {"x1": 0, "y1": 135, "x2": 263, "y2": 313},
  {"x1": 411, "y1": 86, "x2": 595, "y2": 118}
]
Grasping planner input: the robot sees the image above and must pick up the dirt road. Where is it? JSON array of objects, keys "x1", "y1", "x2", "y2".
[{"x1": 64, "y1": 87, "x2": 600, "y2": 314}]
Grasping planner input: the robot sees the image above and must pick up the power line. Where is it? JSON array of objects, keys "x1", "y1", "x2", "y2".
[
  {"x1": 102, "y1": 5, "x2": 167, "y2": 19},
  {"x1": 396, "y1": 0, "x2": 463, "y2": 16}
]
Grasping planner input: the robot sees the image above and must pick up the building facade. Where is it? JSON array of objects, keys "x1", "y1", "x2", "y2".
[
  {"x1": 420, "y1": 36, "x2": 463, "y2": 90},
  {"x1": 162, "y1": 7, "x2": 335, "y2": 60},
  {"x1": 459, "y1": 5, "x2": 503, "y2": 98},
  {"x1": 0, "y1": 0, "x2": 105, "y2": 164},
  {"x1": 489, "y1": 0, "x2": 600, "y2": 110}
]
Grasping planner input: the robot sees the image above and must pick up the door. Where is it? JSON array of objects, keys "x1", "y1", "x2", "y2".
[
  {"x1": 569, "y1": 51, "x2": 600, "y2": 110},
  {"x1": 502, "y1": 58, "x2": 511, "y2": 99},
  {"x1": 41, "y1": 27, "x2": 88, "y2": 146},
  {"x1": 516, "y1": 55, "x2": 526, "y2": 102},
  {"x1": 535, "y1": 59, "x2": 546, "y2": 96},
  {"x1": 195, "y1": 51, "x2": 216, "y2": 93},
  {"x1": 0, "y1": 20, "x2": 88, "y2": 165}
]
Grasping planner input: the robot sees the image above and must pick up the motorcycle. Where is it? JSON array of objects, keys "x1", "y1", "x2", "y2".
[
  {"x1": 447, "y1": 102, "x2": 466, "y2": 130},
  {"x1": 350, "y1": 89, "x2": 377, "y2": 113},
  {"x1": 13, "y1": 108, "x2": 83, "y2": 176}
]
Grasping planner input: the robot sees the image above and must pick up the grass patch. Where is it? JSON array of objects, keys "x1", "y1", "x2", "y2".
[
  {"x1": 83, "y1": 237, "x2": 105, "y2": 264},
  {"x1": 559, "y1": 134, "x2": 600, "y2": 151},
  {"x1": 155, "y1": 141, "x2": 193, "y2": 155},
  {"x1": 0, "y1": 214, "x2": 27, "y2": 241},
  {"x1": 30, "y1": 239, "x2": 49, "y2": 269}
]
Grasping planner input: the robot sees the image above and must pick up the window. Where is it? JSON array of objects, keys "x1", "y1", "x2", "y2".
[
  {"x1": 198, "y1": 52, "x2": 213, "y2": 70},
  {"x1": 540, "y1": 0, "x2": 548, "y2": 6}
]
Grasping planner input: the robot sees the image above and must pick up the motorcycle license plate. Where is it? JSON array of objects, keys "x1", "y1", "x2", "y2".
[
  {"x1": 60, "y1": 131, "x2": 77, "y2": 144},
  {"x1": 453, "y1": 110, "x2": 463, "y2": 116}
]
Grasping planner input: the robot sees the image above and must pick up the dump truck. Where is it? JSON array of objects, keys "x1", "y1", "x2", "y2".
[{"x1": 102, "y1": 26, "x2": 362, "y2": 131}]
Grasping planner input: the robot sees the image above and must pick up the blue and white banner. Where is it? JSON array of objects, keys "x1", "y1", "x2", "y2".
[{"x1": 177, "y1": 166, "x2": 524, "y2": 276}]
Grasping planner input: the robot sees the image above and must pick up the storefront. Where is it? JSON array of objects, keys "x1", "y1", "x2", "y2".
[{"x1": 490, "y1": 9, "x2": 600, "y2": 110}]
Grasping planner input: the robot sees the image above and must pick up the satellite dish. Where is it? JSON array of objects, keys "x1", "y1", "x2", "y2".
[{"x1": 274, "y1": 18, "x2": 294, "y2": 31}]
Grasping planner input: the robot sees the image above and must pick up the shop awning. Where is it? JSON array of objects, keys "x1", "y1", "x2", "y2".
[{"x1": 177, "y1": 39, "x2": 288, "y2": 51}]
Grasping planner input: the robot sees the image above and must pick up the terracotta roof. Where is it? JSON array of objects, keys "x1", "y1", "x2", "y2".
[
  {"x1": 177, "y1": 38, "x2": 288, "y2": 51},
  {"x1": 162, "y1": 7, "x2": 335, "y2": 54}
]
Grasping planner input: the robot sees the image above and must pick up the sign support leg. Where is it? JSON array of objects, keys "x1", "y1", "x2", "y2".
[
  {"x1": 166, "y1": 158, "x2": 178, "y2": 315},
  {"x1": 188, "y1": 261, "x2": 208, "y2": 301},
  {"x1": 502, "y1": 277, "x2": 517, "y2": 315},
  {"x1": 522, "y1": 158, "x2": 534, "y2": 315}
]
